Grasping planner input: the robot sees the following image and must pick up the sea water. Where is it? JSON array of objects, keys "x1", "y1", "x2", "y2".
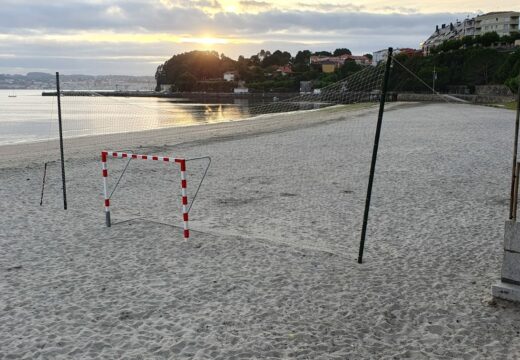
[{"x1": 0, "y1": 90, "x2": 272, "y2": 145}]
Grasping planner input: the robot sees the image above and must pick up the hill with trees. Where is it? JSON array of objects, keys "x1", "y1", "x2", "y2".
[
  {"x1": 154, "y1": 35, "x2": 520, "y2": 94},
  {"x1": 154, "y1": 48, "x2": 364, "y2": 93}
]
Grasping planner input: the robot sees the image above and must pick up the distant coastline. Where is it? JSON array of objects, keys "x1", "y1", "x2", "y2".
[{"x1": 41, "y1": 90, "x2": 301, "y2": 99}]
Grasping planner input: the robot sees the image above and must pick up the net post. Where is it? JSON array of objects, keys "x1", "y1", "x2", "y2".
[
  {"x1": 514, "y1": 162, "x2": 520, "y2": 220},
  {"x1": 56, "y1": 72, "x2": 67, "y2": 210},
  {"x1": 510, "y1": 79, "x2": 520, "y2": 220},
  {"x1": 358, "y1": 47, "x2": 393, "y2": 264},
  {"x1": 101, "y1": 151, "x2": 111, "y2": 227},
  {"x1": 39, "y1": 162, "x2": 48, "y2": 206},
  {"x1": 178, "y1": 159, "x2": 190, "y2": 239}
]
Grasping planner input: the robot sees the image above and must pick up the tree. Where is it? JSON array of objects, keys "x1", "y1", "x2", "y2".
[
  {"x1": 262, "y1": 50, "x2": 292, "y2": 67},
  {"x1": 495, "y1": 49, "x2": 520, "y2": 83},
  {"x1": 463, "y1": 48, "x2": 504, "y2": 85},
  {"x1": 461, "y1": 36, "x2": 474, "y2": 48},
  {"x1": 481, "y1": 31, "x2": 500, "y2": 47},
  {"x1": 437, "y1": 39, "x2": 462, "y2": 52},
  {"x1": 249, "y1": 55, "x2": 261, "y2": 66},
  {"x1": 154, "y1": 64, "x2": 165, "y2": 91},
  {"x1": 314, "y1": 51, "x2": 333, "y2": 56},
  {"x1": 338, "y1": 60, "x2": 361, "y2": 78},
  {"x1": 333, "y1": 48, "x2": 352, "y2": 56},
  {"x1": 160, "y1": 50, "x2": 237, "y2": 86},
  {"x1": 505, "y1": 75, "x2": 519, "y2": 94},
  {"x1": 292, "y1": 50, "x2": 312, "y2": 73},
  {"x1": 363, "y1": 53, "x2": 373, "y2": 60},
  {"x1": 177, "y1": 72, "x2": 197, "y2": 92},
  {"x1": 294, "y1": 50, "x2": 311, "y2": 65}
]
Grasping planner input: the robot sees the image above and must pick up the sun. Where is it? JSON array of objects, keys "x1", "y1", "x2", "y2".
[
  {"x1": 179, "y1": 36, "x2": 229, "y2": 48},
  {"x1": 196, "y1": 37, "x2": 228, "y2": 45},
  {"x1": 224, "y1": 5, "x2": 237, "y2": 12}
]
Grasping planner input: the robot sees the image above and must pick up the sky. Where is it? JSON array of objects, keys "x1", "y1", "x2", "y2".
[{"x1": 0, "y1": 0, "x2": 518, "y2": 76}]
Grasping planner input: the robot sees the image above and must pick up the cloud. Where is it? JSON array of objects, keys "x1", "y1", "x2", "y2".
[
  {"x1": 105, "y1": 5, "x2": 126, "y2": 17},
  {"x1": 0, "y1": 0, "x2": 486, "y2": 75},
  {"x1": 0, "y1": 1, "x2": 467, "y2": 34},
  {"x1": 239, "y1": 0, "x2": 272, "y2": 11},
  {"x1": 296, "y1": 2, "x2": 365, "y2": 12}
]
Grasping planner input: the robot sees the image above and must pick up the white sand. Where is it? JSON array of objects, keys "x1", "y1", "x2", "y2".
[{"x1": 1, "y1": 102, "x2": 520, "y2": 358}]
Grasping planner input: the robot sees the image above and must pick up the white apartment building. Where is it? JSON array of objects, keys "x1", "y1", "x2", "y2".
[
  {"x1": 475, "y1": 11, "x2": 520, "y2": 36},
  {"x1": 422, "y1": 11, "x2": 519, "y2": 55},
  {"x1": 422, "y1": 18, "x2": 475, "y2": 55}
]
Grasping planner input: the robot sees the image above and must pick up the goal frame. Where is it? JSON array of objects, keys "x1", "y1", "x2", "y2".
[{"x1": 101, "y1": 150, "x2": 190, "y2": 239}]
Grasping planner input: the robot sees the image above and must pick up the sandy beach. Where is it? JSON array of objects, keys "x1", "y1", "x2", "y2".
[{"x1": 1, "y1": 102, "x2": 520, "y2": 359}]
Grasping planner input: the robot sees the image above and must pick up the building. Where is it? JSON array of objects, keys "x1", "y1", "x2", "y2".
[
  {"x1": 422, "y1": 18, "x2": 476, "y2": 55},
  {"x1": 310, "y1": 54, "x2": 372, "y2": 72},
  {"x1": 223, "y1": 71, "x2": 236, "y2": 82},
  {"x1": 276, "y1": 66, "x2": 293, "y2": 76},
  {"x1": 321, "y1": 62, "x2": 336, "y2": 73},
  {"x1": 372, "y1": 48, "x2": 422, "y2": 65},
  {"x1": 310, "y1": 54, "x2": 372, "y2": 66},
  {"x1": 160, "y1": 84, "x2": 174, "y2": 92},
  {"x1": 422, "y1": 11, "x2": 519, "y2": 55},
  {"x1": 475, "y1": 11, "x2": 520, "y2": 36},
  {"x1": 372, "y1": 49, "x2": 389, "y2": 64}
]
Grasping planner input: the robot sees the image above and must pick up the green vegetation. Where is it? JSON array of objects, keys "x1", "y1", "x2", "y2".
[
  {"x1": 391, "y1": 46, "x2": 520, "y2": 94},
  {"x1": 154, "y1": 34, "x2": 520, "y2": 95},
  {"x1": 155, "y1": 48, "x2": 362, "y2": 93},
  {"x1": 394, "y1": 31, "x2": 520, "y2": 94},
  {"x1": 431, "y1": 32, "x2": 520, "y2": 54},
  {"x1": 504, "y1": 101, "x2": 519, "y2": 110}
]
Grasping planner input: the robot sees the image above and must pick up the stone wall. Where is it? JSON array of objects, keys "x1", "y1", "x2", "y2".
[
  {"x1": 475, "y1": 85, "x2": 514, "y2": 97},
  {"x1": 395, "y1": 92, "x2": 515, "y2": 104}
]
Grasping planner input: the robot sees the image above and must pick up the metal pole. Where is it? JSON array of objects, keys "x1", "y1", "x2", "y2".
[
  {"x1": 39, "y1": 162, "x2": 48, "y2": 206},
  {"x1": 101, "y1": 151, "x2": 111, "y2": 227},
  {"x1": 510, "y1": 81, "x2": 520, "y2": 219},
  {"x1": 358, "y1": 47, "x2": 393, "y2": 264},
  {"x1": 433, "y1": 65, "x2": 436, "y2": 94},
  {"x1": 514, "y1": 163, "x2": 520, "y2": 220},
  {"x1": 56, "y1": 72, "x2": 67, "y2": 210}
]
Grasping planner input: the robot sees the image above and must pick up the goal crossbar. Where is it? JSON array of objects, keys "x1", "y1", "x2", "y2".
[{"x1": 101, "y1": 150, "x2": 190, "y2": 239}]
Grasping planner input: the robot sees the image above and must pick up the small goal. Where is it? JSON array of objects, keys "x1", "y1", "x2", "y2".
[{"x1": 101, "y1": 150, "x2": 190, "y2": 239}]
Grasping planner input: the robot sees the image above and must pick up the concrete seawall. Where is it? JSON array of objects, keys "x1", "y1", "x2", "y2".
[{"x1": 396, "y1": 92, "x2": 515, "y2": 104}]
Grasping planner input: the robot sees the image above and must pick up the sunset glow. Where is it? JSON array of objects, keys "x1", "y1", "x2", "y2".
[{"x1": 182, "y1": 37, "x2": 230, "y2": 45}]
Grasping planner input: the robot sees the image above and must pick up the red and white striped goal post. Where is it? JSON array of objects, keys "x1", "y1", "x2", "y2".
[{"x1": 101, "y1": 150, "x2": 190, "y2": 239}]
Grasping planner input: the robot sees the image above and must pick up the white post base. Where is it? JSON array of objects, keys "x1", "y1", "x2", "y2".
[
  {"x1": 492, "y1": 281, "x2": 520, "y2": 302},
  {"x1": 493, "y1": 220, "x2": 520, "y2": 303}
]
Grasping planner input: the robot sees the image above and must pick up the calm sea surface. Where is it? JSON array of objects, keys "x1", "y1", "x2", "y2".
[{"x1": 0, "y1": 89, "x2": 274, "y2": 145}]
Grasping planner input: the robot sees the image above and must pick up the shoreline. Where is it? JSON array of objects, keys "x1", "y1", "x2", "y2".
[
  {"x1": 0, "y1": 102, "x2": 390, "y2": 168},
  {"x1": 1, "y1": 101, "x2": 512, "y2": 169},
  {"x1": 38, "y1": 89, "x2": 517, "y2": 105}
]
